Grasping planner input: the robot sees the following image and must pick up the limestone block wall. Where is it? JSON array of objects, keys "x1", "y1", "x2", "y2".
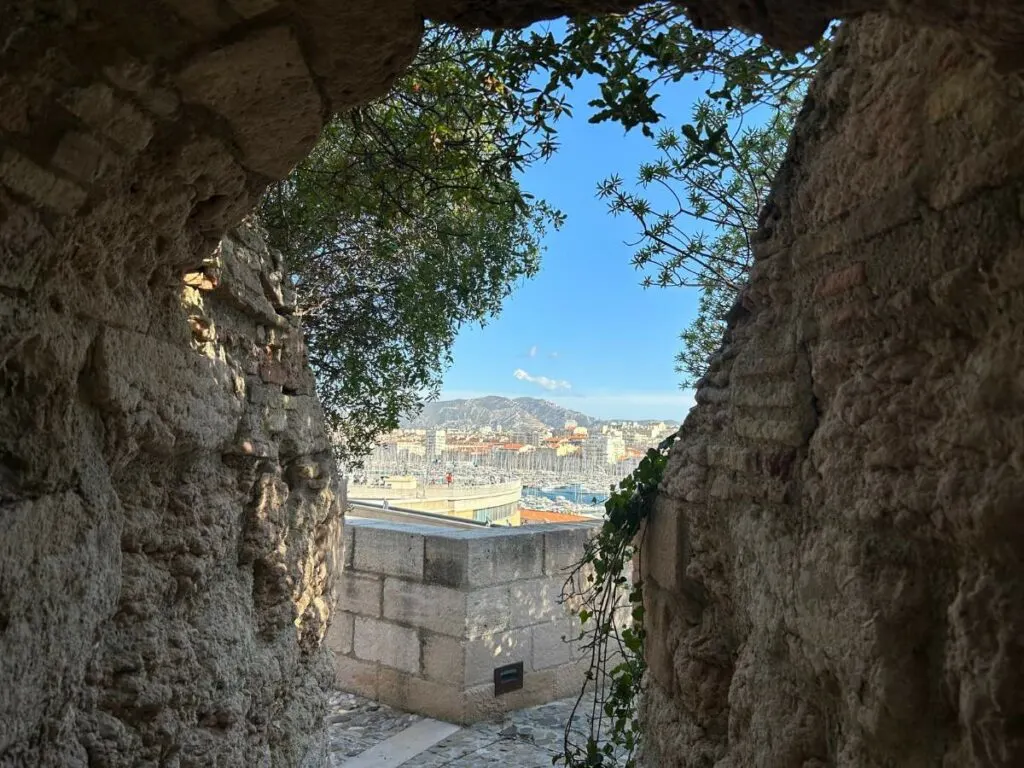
[
  {"x1": 326, "y1": 519, "x2": 595, "y2": 723},
  {"x1": 642, "y1": 16, "x2": 1024, "y2": 768}
]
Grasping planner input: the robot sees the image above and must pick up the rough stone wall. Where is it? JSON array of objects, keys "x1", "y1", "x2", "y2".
[
  {"x1": 642, "y1": 15, "x2": 1024, "y2": 768},
  {"x1": 1, "y1": 217, "x2": 343, "y2": 765},
  {"x1": 2, "y1": 0, "x2": 1024, "y2": 766}
]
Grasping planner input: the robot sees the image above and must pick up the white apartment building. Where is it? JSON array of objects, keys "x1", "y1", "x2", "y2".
[
  {"x1": 585, "y1": 433, "x2": 626, "y2": 465},
  {"x1": 425, "y1": 429, "x2": 447, "y2": 458}
]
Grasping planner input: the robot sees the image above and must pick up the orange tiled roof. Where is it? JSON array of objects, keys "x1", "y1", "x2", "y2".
[{"x1": 519, "y1": 508, "x2": 592, "y2": 524}]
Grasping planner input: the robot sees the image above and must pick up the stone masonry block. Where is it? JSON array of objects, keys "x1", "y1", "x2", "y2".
[
  {"x1": 352, "y1": 525, "x2": 423, "y2": 580},
  {"x1": 60, "y1": 82, "x2": 154, "y2": 153},
  {"x1": 353, "y1": 617, "x2": 420, "y2": 675},
  {"x1": 339, "y1": 572, "x2": 382, "y2": 618},
  {"x1": 544, "y1": 525, "x2": 594, "y2": 577},
  {"x1": 334, "y1": 653, "x2": 379, "y2": 699},
  {"x1": 732, "y1": 415, "x2": 806, "y2": 447},
  {"x1": 93, "y1": 328, "x2": 241, "y2": 452},
  {"x1": 50, "y1": 131, "x2": 117, "y2": 185},
  {"x1": 815, "y1": 262, "x2": 867, "y2": 299},
  {"x1": 382, "y1": 577, "x2": 465, "y2": 636},
  {"x1": 465, "y1": 627, "x2": 531, "y2": 687},
  {"x1": 421, "y1": 631, "x2": 465, "y2": 686},
  {"x1": 377, "y1": 668, "x2": 466, "y2": 724},
  {"x1": 731, "y1": 380, "x2": 797, "y2": 409},
  {"x1": 463, "y1": 667, "x2": 558, "y2": 722},
  {"x1": 465, "y1": 584, "x2": 511, "y2": 639},
  {"x1": 707, "y1": 445, "x2": 756, "y2": 474},
  {"x1": 423, "y1": 535, "x2": 475, "y2": 588},
  {"x1": 425, "y1": 529, "x2": 543, "y2": 588},
  {"x1": 531, "y1": 620, "x2": 576, "y2": 670},
  {"x1": 102, "y1": 56, "x2": 154, "y2": 94},
  {"x1": 176, "y1": 26, "x2": 323, "y2": 178},
  {"x1": 642, "y1": 583, "x2": 676, "y2": 692},
  {"x1": 730, "y1": 352, "x2": 797, "y2": 380},
  {"x1": 642, "y1": 497, "x2": 685, "y2": 593},
  {"x1": 510, "y1": 578, "x2": 566, "y2": 628},
  {"x1": 0, "y1": 75, "x2": 29, "y2": 133},
  {"x1": 0, "y1": 149, "x2": 86, "y2": 214},
  {"x1": 421, "y1": 536, "x2": 468, "y2": 589},
  {"x1": 325, "y1": 612, "x2": 353, "y2": 656},
  {"x1": 554, "y1": 657, "x2": 592, "y2": 700},
  {"x1": 343, "y1": 523, "x2": 353, "y2": 570},
  {"x1": 491, "y1": 533, "x2": 544, "y2": 583}
]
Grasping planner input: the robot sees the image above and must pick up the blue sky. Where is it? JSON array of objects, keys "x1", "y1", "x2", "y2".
[{"x1": 440, "y1": 36, "x2": 712, "y2": 421}]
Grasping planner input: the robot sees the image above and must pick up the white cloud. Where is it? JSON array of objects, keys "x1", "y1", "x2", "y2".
[
  {"x1": 513, "y1": 368, "x2": 572, "y2": 392},
  {"x1": 528, "y1": 345, "x2": 538, "y2": 358},
  {"x1": 548, "y1": 351, "x2": 560, "y2": 358}
]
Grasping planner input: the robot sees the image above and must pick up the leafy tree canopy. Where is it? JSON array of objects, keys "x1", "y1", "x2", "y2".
[
  {"x1": 598, "y1": 92, "x2": 805, "y2": 386},
  {"x1": 259, "y1": 25, "x2": 562, "y2": 460},
  {"x1": 486, "y1": 4, "x2": 826, "y2": 137},
  {"x1": 488, "y1": 9, "x2": 826, "y2": 387}
]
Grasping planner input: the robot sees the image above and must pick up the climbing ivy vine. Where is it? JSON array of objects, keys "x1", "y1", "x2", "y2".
[{"x1": 556, "y1": 431, "x2": 678, "y2": 767}]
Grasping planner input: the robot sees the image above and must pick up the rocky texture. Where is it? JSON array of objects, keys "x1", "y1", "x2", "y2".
[
  {"x1": 642, "y1": 14, "x2": 1024, "y2": 768},
  {"x1": 2, "y1": 0, "x2": 1024, "y2": 765},
  {"x1": 673, "y1": 0, "x2": 1024, "y2": 59},
  {"x1": 326, "y1": 691, "x2": 588, "y2": 766},
  {"x1": 1, "y1": 219, "x2": 344, "y2": 765}
]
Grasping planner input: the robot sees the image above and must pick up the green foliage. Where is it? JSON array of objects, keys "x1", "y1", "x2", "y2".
[
  {"x1": 598, "y1": 91, "x2": 807, "y2": 387},
  {"x1": 486, "y1": 9, "x2": 827, "y2": 389},
  {"x1": 556, "y1": 432, "x2": 677, "y2": 767},
  {"x1": 488, "y1": 5, "x2": 827, "y2": 141},
  {"x1": 259, "y1": 25, "x2": 562, "y2": 460}
]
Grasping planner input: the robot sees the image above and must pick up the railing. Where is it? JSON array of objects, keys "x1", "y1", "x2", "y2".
[
  {"x1": 347, "y1": 481, "x2": 522, "y2": 501},
  {"x1": 348, "y1": 500, "x2": 488, "y2": 529}
]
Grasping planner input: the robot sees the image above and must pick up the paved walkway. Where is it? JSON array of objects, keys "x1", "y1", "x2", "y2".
[{"x1": 326, "y1": 691, "x2": 581, "y2": 767}]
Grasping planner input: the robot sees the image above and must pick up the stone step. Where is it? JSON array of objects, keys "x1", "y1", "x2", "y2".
[{"x1": 337, "y1": 718, "x2": 462, "y2": 768}]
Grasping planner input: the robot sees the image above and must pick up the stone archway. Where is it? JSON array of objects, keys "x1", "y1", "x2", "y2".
[{"x1": 1, "y1": 0, "x2": 1022, "y2": 765}]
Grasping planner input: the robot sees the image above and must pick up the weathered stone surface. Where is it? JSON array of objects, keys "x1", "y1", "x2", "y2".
[
  {"x1": 0, "y1": 148, "x2": 87, "y2": 213},
  {"x1": 60, "y1": 82, "x2": 155, "y2": 154},
  {"x1": 352, "y1": 524, "x2": 425, "y2": 580},
  {"x1": 341, "y1": 573, "x2": 384, "y2": 618},
  {"x1": 353, "y1": 617, "x2": 421, "y2": 675},
  {"x1": 642, "y1": 16, "x2": 1024, "y2": 768},
  {"x1": 531, "y1": 620, "x2": 575, "y2": 671},
  {"x1": 176, "y1": 26, "x2": 324, "y2": 178},
  {"x1": 382, "y1": 577, "x2": 465, "y2": 635},
  {"x1": 1, "y1": 0, "x2": 1023, "y2": 765},
  {"x1": 0, "y1": 221, "x2": 343, "y2": 765}
]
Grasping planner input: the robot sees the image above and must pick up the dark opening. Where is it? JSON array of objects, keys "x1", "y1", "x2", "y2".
[{"x1": 494, "y1": 661, "x2": 524, "y2": 696}]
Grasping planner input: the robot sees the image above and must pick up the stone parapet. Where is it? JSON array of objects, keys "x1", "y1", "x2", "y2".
[{"x1": 327, "y1": 519, "x2": 596, "y2": 723}]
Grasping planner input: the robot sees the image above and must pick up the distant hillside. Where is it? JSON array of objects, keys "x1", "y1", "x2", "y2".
[{"x1": 402, "y1": 396, "x2": 675, "y2": 432}]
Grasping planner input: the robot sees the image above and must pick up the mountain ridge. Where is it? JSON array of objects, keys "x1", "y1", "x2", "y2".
[{"x1": 402, "y1": 396, "x2": 677, "y2": 432}]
